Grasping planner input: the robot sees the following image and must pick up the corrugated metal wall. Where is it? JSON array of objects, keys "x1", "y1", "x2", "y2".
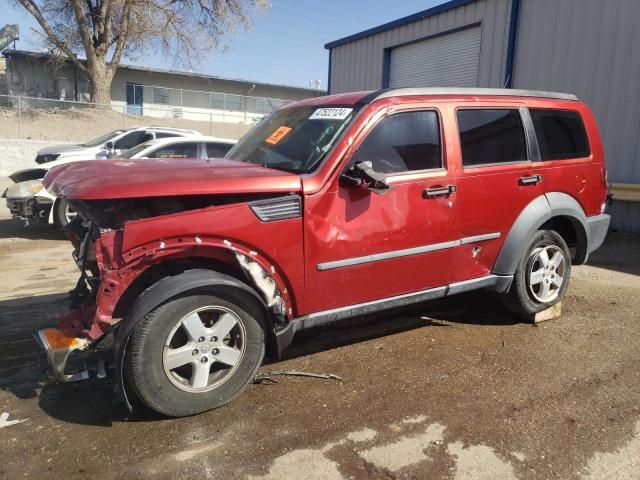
[
  {"x1": 513, "y1": 0, "x2": 640, "y2": 232},
  {"x1": 329, "y1": 0, "x2": 512, "y2": 93}
]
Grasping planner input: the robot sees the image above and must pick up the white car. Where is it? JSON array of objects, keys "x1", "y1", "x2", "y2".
[
  {"x1": 4, "y1": 135, "x2": 237, "y2": 227},
  {"x1": 31, "y1": 126, "x2": 202, "y2": 167}
]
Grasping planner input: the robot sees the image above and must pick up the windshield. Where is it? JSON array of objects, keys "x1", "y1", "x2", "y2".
[
  {"x1": 82, "y1": 129, "x2": 126, "y2": 147},
  {"x1": 117, "y1": 142, "x2": 153, "y2": 159},
  {"x1": 226, "y1": 106, "x2": 358, "y2": 173}
]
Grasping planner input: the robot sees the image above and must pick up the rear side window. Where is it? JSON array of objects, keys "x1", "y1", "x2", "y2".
[
  {"x1": 351, "y1": 110, "x2": 442, "y2": 174},
  {"x1": 155, "y1": 132, "x2": 181, "y2": 139},
  {"x1": 457, "y1": 109, "x2": 527, "y2": 167},
  {"x1": 206, "y1": 142, "x2": 233, "y2": 158},
  {"x1": 149, "y1": 142, "x2": 199, "y2": 159},
  {"x1": 530, "y1": 109, "x2": 590, "y2": 160}
]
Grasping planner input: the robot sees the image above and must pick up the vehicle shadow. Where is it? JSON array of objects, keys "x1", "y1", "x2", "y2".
[
  {"x1": 0, "y1": 217, "x2": 65, "y2": 241},
  {"x1": 278, "y1": 291, "x2": 521, "y2": 362},
  {"x1": 587, "y1": 235, "x2": 640, "y2": 276},
  {"x1": 0, "y1": 290, "x2": 522, "y2": 426}
]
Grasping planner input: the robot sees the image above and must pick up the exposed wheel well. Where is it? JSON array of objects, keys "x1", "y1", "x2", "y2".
[
  {"x1": 111, "y1": 257, "x2": 280, "y2": 358},
  {"x1": 112, "y1": 256, "x2": 247, "y2": 319},
  {"x1": 540, "y1": 215, "x2": 588, "y2": 264}
]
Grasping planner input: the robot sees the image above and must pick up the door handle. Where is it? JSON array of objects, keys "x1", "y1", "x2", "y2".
[
  {"x1": 519, "y1": 174, "x2": 543, "y2": 186},
  {"x1": 424, "y1": 184, "x2": 456, "y2": 198}
]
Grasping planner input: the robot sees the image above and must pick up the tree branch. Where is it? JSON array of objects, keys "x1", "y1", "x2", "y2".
[
  {"x1": 67, "y1": 0, "x2": 99, "y2": 63},
  {"x1": 108, "y1": 1, "x2": 131, "y2": 70},
  {"x1": 15, "y1": 0, "x2": 89, "y2": 75}
]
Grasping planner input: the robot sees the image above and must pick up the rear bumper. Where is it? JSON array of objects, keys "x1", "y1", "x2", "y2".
[{"x1": 587, "y1": 213, "x2": 611, "y2": 254}]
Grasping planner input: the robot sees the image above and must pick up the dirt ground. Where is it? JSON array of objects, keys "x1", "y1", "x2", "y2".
[
  {"x1": 0, "y1": 200, "x2": 639, "y2": 479},
  {"x1": 0, "y1": 108, "x2": 252, "y2": 141}
]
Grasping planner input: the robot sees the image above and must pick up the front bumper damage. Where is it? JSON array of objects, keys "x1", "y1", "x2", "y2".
[
  {"x1": 35, "y1": 221, "x2": 112, "y2": 383},
  {"x1": 5, "y1": 194, "x2": 53, "y2": 225},
  {"x1": 35, "y1": 327, "x2": 106, "y2": 382}
]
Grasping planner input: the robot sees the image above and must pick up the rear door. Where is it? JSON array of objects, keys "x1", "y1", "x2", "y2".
[{"x1": 451, "y1": 104, "x2": 544, "y2": 282}]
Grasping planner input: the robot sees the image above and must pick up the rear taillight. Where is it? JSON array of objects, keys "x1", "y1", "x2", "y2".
[{"x1": 601, "y1": 167, "x2": 608, "y2": 213}]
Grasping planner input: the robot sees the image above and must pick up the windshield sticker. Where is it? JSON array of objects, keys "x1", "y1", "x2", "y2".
[
  {"x1": 309, "y1": 108, "x2": 353, "y2": 121},
  {"x1": 265, "y1": 126, "x2": 292, "y2": 145}
]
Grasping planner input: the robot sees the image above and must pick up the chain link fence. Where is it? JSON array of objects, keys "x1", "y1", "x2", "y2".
[{"x1": 0, "y1": 93, "x2": 280, "y2": 141}]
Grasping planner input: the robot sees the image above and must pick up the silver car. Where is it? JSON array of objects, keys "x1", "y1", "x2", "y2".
[{"x1": 3, "y1": 135, "x2": 237, "y2": 227}]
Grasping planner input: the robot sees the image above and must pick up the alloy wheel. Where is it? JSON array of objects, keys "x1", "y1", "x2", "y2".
[
  {"x1": 162, "y1": 306, "x2": 246, "y2": 393},
  {"x1": 526, "y1": 245, "x2": 566, "y2": 303}
]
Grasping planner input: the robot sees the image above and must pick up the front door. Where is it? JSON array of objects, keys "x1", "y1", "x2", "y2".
[
  {"x1": 126, "y1": 83, "x2": 143, "y2": 115},
  {"x1": 301, "y1": 107, "x2": 457, "y2": 314}
]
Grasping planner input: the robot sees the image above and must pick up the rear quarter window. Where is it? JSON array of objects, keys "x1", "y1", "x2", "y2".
[
  {"x1": 530, "y1": 109, "x2": 590, "y2": 160},
  {"x1": 456, "y1": 109, "x2": 528, "y2": 167},
  {"x1": 206, "y1": 142, "x2": 233, "y2": 158}
]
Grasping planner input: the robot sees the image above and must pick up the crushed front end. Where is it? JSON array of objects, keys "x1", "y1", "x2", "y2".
[{"x1": 35, "y1": 202, "x2": 126, "y2": 383}]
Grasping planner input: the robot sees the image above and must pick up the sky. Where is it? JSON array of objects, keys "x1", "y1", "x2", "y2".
[{"x1": 2, "y1": 0, "x2": 445, "y2": 89}]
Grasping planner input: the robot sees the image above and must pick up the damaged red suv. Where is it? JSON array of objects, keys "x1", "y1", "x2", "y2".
[{"x1": 41, "y1": 88, "x2": 610, "y2": 416}]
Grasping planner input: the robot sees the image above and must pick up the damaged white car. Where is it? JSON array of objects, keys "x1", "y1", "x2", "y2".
[{"x1": 3, "y1": 135, "x2": 236, "y2": 227}]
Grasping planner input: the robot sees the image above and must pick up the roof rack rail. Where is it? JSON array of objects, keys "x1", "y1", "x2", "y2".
[{"x1": 373, "y1": 87, "x2": 578, "y2": 101}]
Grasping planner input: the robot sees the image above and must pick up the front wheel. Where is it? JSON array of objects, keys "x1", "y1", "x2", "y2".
[
  {"x1": 502, "y1": 230, "x2": 571, "y2": 315},
  {"x1": 125, "y1": 293, "x2": 265, "y2": 417},
  {"x1": 53, "y1": 198, "x2": 77, "y2": 229}
]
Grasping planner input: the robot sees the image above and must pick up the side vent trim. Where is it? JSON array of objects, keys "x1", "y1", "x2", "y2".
[{"x1": 249, "y1": 196, "x2": 302, "y2": 222}]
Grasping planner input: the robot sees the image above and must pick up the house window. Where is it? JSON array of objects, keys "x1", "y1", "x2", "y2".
[
  {"x1": 256, "y1": 97, "x2": 285, "y2": 114},
  {"x1": 209, "y1": 93, "x2": 244, "y2": 112},
  {"x1": 209, "y1": 92, "x2": 225, "y2": 110},
  {"x1": 153, "y1": 87, "x2": 170, "y2": 104},
  {"x1": 225, "y1": 94, "x2": 243, "y2": 112}
]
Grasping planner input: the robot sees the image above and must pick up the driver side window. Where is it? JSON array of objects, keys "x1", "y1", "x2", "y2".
[
  {"x1": 351, "y1": 110, "x2": 442, "y2": 174},
  {"x1": 115, "y1": 131, "x2": 146, "y2": 150}
]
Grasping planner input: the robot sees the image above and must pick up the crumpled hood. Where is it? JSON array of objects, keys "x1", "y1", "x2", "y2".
[{"x1": 44, "y1": 158, "x2": 302, "y2": 200}]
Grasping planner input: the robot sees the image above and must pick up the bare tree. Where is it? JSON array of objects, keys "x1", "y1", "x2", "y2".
[{"x1": 13, "y1": 0, "x2": 268, "y2": 104}]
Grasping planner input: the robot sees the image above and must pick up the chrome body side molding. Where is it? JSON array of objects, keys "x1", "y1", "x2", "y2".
[{"x1": 317, "y1": 233, "x2": 501, "y2": 271}]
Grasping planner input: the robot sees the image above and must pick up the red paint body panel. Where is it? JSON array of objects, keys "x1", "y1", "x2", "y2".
[
  {"x1": 48, "y1": 90, "x2": 608, "y2": 341},
  {"x1": 44, "y1": 158, "x2": 301, "y2": 199},
  {"x1": 120, "y1": 203, "x2": 304, "y2": 306}
]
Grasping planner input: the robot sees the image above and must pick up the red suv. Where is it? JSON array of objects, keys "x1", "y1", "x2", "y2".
[{"x1": 41, "y1": 88, "x2": 610, "y2": 416}]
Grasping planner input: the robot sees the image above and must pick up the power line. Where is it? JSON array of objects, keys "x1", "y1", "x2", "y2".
[
  {"x1": 283, "y1": 0, "x2": 382, "y2": 25},
  {"x1": 272, "y1": 1, "x2": 371, "y2": 29}
]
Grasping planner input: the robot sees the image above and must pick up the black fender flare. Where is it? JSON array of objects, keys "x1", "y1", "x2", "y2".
[
  {"x1": 492, "y1": 193, "x2": 590, "y2": 276},
  {"x1": 112, "y1": 269, "x2": 269, "y2": 411}
]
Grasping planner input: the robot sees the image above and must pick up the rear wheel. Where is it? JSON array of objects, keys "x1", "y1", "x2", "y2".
[
  {"x1": 502, "y1": 230, "x2": 571, "y2": 315},
  {"x1": 125, "y1": 293, "x2": 265, "y2": 417}
]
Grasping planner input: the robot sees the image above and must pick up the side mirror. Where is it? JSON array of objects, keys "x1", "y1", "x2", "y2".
[
  {"x1": 340, "y1": 161, "x2": 390, "y2": 194},
  {"x1": 105, "y1": 141, "x2": 114, "y2": 150}
]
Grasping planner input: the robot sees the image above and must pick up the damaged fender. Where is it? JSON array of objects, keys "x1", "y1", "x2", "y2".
[{"x1": 112, "y1": 269, "x2": 271, "y2": 411}]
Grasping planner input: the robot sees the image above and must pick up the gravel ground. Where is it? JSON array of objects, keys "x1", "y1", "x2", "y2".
[{"x1": 0, "y1": 202, "x2": 639, "y2": 480}]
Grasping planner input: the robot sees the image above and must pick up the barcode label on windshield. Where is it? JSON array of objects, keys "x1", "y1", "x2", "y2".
[{"x1": 309, "y1": 108, "x2": 353, "y2": 120}]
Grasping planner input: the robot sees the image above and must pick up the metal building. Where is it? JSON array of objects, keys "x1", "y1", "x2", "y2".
[{"x1": 325, "y1": 0, "x2": 640, "y2": 232}]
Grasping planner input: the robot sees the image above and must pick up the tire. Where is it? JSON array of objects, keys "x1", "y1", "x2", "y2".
[
  {"x1": 502, "y1": 230, "x2": 571, "y2": 315},
  {"x1": 125, "y1": 293, "x2": 265, "y2": 417},
  {"x1": 53, "y1": 198, "x2": 77, "y2": 229}
]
